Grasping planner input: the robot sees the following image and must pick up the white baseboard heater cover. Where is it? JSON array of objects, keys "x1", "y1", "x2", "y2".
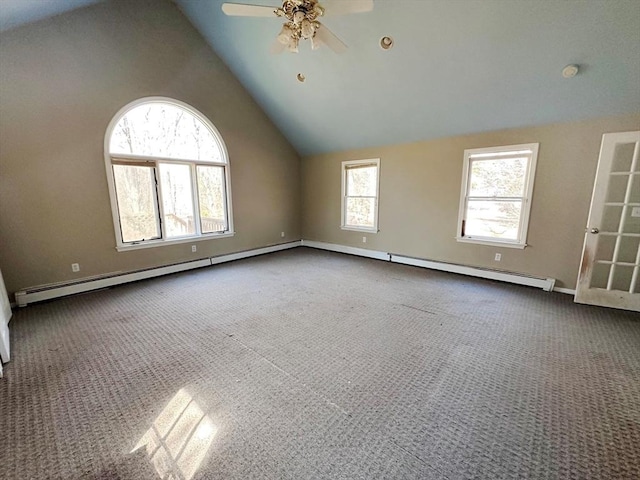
[
  {"x1": 301, "y1": 240, "x2": 391, "y2": 261},
  {"x1": 390, "y1": 254, "x2": 556, "y2": 292},
  {"x1": 14, "y1": 240, "x2": 557, "y2": 306},
  {"x1": 299, "y1": 241, "x2": 555, "y2": 292},
  {"x1": 15, "y1": 241, "x2": 301, "y2": 307}
]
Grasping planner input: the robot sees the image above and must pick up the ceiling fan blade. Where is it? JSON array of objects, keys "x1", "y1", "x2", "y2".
[
  {"x1": 221, "y1": 3, "x2": 278, "y2": 17},
  {"x1": 321, "y1": 0, "x2": 374, "y2": 16},
  {"x1": 270, "y1": 39, "x2": 286, "y2": 54},
  {"x1": 315, "y1": 23, "x2": 347, "y2": 53}
]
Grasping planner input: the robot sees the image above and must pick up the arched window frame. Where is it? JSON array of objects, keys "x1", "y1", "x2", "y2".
[{"x1": 104, "y1": 97, "x2": 234, "y2": 251}]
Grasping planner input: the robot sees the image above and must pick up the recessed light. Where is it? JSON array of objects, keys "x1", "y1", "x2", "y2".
[
  {"x1": 562, "y1": 64, "x2": 579, "y2": 78},
  {"x1": 297, "y1": 73, "x2": 306, "y2": 82},
  {"x1": 380, "y1": 36, "x2": 394, "y2": 50}
]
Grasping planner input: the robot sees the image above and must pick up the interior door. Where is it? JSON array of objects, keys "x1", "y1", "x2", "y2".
[
  {"x1": 0, "y1": 268, "x2": 12, "y2": 377},
  {"x1": 575, "y1": 131, "x2": 640, "y2": 311}
]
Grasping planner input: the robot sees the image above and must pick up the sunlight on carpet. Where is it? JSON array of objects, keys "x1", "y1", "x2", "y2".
[{"x1": 131, "y1": 388, "x2": 217, "y2": 480}]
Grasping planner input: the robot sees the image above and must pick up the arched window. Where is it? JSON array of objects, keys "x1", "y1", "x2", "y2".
[{"x1": 105, "y1": 98, "x2": 233, "y2": 250}]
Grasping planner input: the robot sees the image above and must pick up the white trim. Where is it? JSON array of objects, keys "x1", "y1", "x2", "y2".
[
  {"x1": 115, "y1": 232, "x2": 236, "y2": 252},
  {"x1": 301, "y1": 240, "x2": 390, "y2": 261},
  {"x1": 209, "y1": 241, "x2": 301, "y2": 265},
  {"x1": 13, "y1": 240, "x2": 563, "y2": 307},
  {"x1": 457, "y1": 143, "x2": 538, "y2": 248},
  {"x1": 575, "y1": 131, "x2": 640, "y2": 312},
  {"x1": 341, "y1": 226, "x2": 379, "y2": 233},
  {"x1": 0, "y1": 269, "x2": 11, "y2": 364},
  {"x1": 15, "y1": 241, "x2": 301, "y2": 307},
  {"x1": 455, "y1": 237, "x2": 527, "y2": 249},
  {"x1": 389, "y1": 254, "x2": 555, "y2": 291},
  {"x1": 341, "y1": 158, "x2": 380, "y2": 232},
  {"x1": 301, "y1": 240, "x2": 556, "y2": 291},
  {"x1": 111, "y1": 152, "x2": 227, "y2": 166},
  {"x1": 104, "y1": 96, "x2": 234, "y2": 250},
  {"x1": 553, "y1": 287, "x2": 576, "y2": 295}
]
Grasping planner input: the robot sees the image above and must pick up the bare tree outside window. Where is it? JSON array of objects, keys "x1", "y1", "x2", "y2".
[
  {"x1": 113, "y1": 165, "x2": 159, "y2": 242},
  {"x1": 458, "y1": 144, "x2": 538, "y2": 247},
  {"x1": 107, "y1": 99, "x2": 232, "y2": 248},
  {"x1": 342, "y1": 160, "x2": 380, "y2": 232},
  {"x1": 466, "y1": 157, "x2": 527, "y2": 239}
]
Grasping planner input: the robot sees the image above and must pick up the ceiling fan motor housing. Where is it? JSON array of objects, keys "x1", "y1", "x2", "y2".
[{"x1": 276, "y1": 0, "x2": 324, "y2": 22}]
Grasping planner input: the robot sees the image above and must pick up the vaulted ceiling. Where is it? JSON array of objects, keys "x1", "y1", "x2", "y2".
[
  {"x1": 2, "y1": 0, "x2": 639, "y2": 156},
  {"x1": 0, "y1": 0, "x2": 102, "y2": 32}
]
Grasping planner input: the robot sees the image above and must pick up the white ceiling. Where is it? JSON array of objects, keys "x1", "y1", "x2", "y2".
[{"x1": 2, "y1": 0, "x2": 639, "y2": 156}]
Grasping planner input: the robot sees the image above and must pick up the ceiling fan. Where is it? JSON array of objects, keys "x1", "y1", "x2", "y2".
[{"x1": 221, "y1": 0, "x2": 374, "y2": 54}]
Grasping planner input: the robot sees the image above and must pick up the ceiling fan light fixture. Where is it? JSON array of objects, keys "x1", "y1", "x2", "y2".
[
  {"x1": 277, "y1": 24, "x2": 294, "y2": 44},
  {"x1": 288, "y1": 35, "x2": 299, "y2": 52},
  {"x1": 222, "y1": 0, "x2": 374, "y2": 54},
  {"x1": 300, "y1": 19, "x2": 315, "y2": 38}
]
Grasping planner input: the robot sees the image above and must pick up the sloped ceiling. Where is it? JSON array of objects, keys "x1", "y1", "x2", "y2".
[
  {"x1": 0, "y1": 0, "x2": 102, "y2": 32},
  {"x1": 2, "y1": 0, "x2": 639, "y2": 156},
  {"x1": 176, "y1": 0, "x2": 640, "y2": 155}
]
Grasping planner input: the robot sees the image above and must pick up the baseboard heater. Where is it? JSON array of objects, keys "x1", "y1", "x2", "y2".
[
  {"x1": 15, "y1": 241, "x2": 301, "y2": 307},
  {"x1": 389, "y1": 254, "x2": 556, "y2": 292},
  {"x1": 300, "y1": 241, "x2": 555, "y2": 292}
]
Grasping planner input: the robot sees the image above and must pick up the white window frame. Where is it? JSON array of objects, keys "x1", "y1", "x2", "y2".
[
  {"x1": 104, "y1": 97, "x2": 234, "y2": 252},
  {"x1": 341, "y1": 158, "x2": 380, "y2": 233},
  {"x1": 456, "y1": 143, "x2": 538, "y2": 249}
]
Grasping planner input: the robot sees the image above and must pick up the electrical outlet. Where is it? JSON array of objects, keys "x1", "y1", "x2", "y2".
[
  {"x1": 281, "y1": 231, "x2": 285, "y2": 238},
  {"x1": 191, "y1": 245, "x2": 197, "y2": 253},
  {"x1": 362, "y1": 236, "x2": 367, "y2": 243},
  {"x1": 71, "y1": 263, "x2": 80, "y2": 272},
  {"x1": 494, "y1": 253, "x2": 501, "y2": 262}
]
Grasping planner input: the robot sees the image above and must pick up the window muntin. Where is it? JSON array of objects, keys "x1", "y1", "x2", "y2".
[
  {"x1": 105, "y1": 98, "x2": 233, "y2": 250},
  {"x1": 457, "y1": 144, "x2": 538, "y2": 248},
  {"x1": 341, "y1": 159, "x2": 380, "y2": 232}
]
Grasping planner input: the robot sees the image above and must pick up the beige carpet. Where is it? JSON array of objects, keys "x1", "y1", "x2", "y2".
[{"x1": 0, "y1": 247, "x2": 638, "y2": 479}]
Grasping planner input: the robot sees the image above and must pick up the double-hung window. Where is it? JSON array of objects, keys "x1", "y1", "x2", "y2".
[
  {"x1": 341, "y1": 159, "x2": 380, "y2": 232},
  {"x1": 457, "y1": 143, "x2": 538, "y2": 248},
  {"x1": 105, "y1": 98, "x2": 233, "y2": 251}
]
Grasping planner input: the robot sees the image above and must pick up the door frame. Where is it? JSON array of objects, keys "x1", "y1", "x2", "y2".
[
  {"x1": 575, "y1": 131, "x2": 640, "y2": 311},
  {"x1": 0, "y1": 268, "x2": 12, "y2": 377}
]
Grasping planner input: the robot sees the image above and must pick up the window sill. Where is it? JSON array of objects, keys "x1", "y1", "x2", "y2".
[
  {"x1": 455, "y1": 237, "x2": 527, "y2": 249},
  {"x1": 116, "y1": 232, "x2": 235, "y2": 252},
  {"x1": 341, "y1": 226, "x2": 378, "y2": 233}
]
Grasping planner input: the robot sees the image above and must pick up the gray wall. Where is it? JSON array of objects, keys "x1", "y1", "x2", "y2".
[
  {"x1": 301, "y1": 114, "x2": 640, "y2": 290},
  {"x1": 0, "y1": 0, "x2": 301, "y2": 297}
]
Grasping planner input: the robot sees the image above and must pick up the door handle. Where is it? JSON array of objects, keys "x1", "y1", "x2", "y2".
[{"x1": 590, "y1": 228, "x2": 599, "y2": 234}]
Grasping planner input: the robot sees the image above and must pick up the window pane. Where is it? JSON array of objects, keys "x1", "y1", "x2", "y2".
[
  {"x1": 197, "y1": 166, "x2": 227, "y2": 233},
  {"x1": 113, "y1": 165, "x2": 159, "y2": 243},
  {"x1": 159, "y1": 163, "x2": 196, "y2": 238},
  {"x1": 110, "y1": 103, "x2": 223, "y2": 162},
  {"x1": 465, "y1": 200, "x2": 522, "y2": 240},
  {"x1": 346, "y1": 197, "x2": 375, "y2": 228},
  {"x1": 469, "y1": 157, "x2": 527, "y2": 197},
  {"x1": 346, "y1": 165, "x2": 377, "y2": 196}
]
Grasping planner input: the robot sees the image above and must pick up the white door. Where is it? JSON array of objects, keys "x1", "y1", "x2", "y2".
[
  {"x1": 575, "y1": 131, "x2": 640, "y2": 311},
  {"x1": 0, "y1": 268, "x2": 12, "y2": 377}
]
